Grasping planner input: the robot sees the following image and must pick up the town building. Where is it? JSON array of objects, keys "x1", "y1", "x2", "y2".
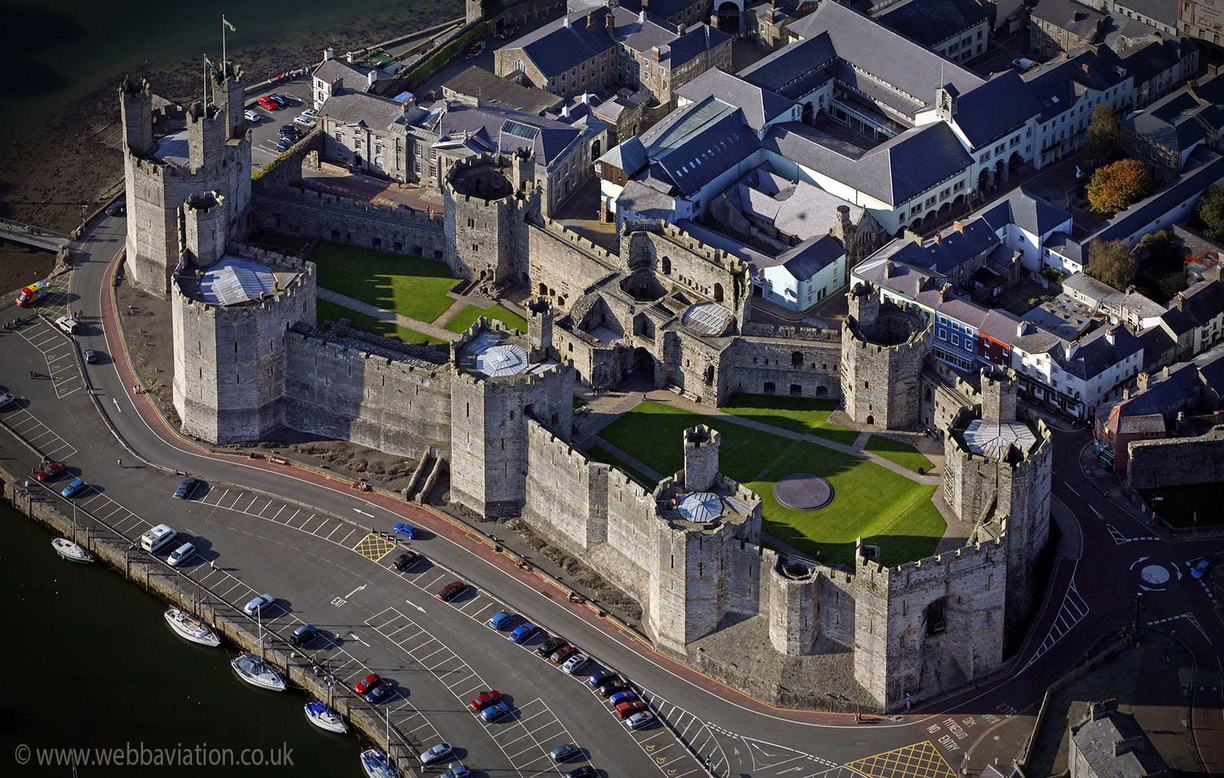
[
  {"x1": 1069, "y1": 701, "x2": 1171, "y2": 778},
  {"x1": 1023, "y1": 49, "x2": 1134, "y2": 169},
  {"x1": 1122, "y1": 73, "x2": 1224, "y2": 182},
  {"x1": 312, "y1": 51, "x2": 382, "y2": 110},
  {"x1": 873, "y1": 0, "x2": 992, "y2": 64},
  {"x1": 1030, "y1": 0, "x2": 1107, "y2": 58}
]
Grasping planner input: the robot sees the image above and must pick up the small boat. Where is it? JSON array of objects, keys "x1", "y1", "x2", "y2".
[
  {"x1": 304, "y1": 700, "x2": 348, "y2": 734},
  {"x1": 359, "y1": 748, "x2": 398, "y2": 778},
  {"x1": 51, "y1": 538, "x2": 93, "y2": 564},
  {"x1": 164, "y1": 608, "x2": 221, "y2": 647},
  {"x1": 231, "y1": 652, "x2": 285, "y2": 692}
]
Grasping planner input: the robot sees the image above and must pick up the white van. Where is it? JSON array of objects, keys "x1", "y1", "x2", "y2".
[
  {"x1": 167, "y1": 541, "x2": 195, "y2": 567},
  {"x1": 140, "y1": 523, "x2": 177, "y2": 554}
]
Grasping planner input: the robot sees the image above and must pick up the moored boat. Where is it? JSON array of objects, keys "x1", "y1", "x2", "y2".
[
  {"x1": 230, "y1": 652, "x2": 285, "y2": 692},
  {"x1": 51, "y1": 538, "x2": 93, "y2": 564},
  {"x1": 359, "y1": 748, "x2": 398, "y2": 778},
  {"x1": 304, "y1": 700, "x2": 348, "y2": 734},
  {"x1": 163, "y1": 608, "x2": 221, "y2": 647}
]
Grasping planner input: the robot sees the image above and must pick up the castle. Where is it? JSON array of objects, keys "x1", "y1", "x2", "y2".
[{"x1": 120, "y1": 67, "x2": 1053, "y2": 711}]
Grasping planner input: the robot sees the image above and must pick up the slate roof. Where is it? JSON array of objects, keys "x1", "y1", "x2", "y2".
[
  {"x1": 442, "y1": 66, "x2": 563, "y2": 115},
  {"x1": 975, "y1": 188, "x2": 1073, "y2": 237},
  {"x1": 1031, "y1": 0, "x2": 1106, "y2": 42},
  {"x1": 951, "y1": 70, "x2": 1045, "y2": 146},
  {"x1": 499, "y1": 8, "x2": 619, "y2": 79},
  {"x1": 1022, "y1": 49, "x2": 1129, "y2": 123},
  {"x1": 420, "y1": 102, "x2": 592, "y2": 167},
  {"x1": 319, "y1": 91, "x2": 408, "y2": 134},
  {"x1": 1127, "y1": 85, "x2": 1224, "y2": 157},
  {"x1": 313, "y1": 57, "x2": 374, "y2": 87},
  {"x1": 1046, "y1": 232, "x2": 1085, "y2": 265},
  {"x1": 731, "y1": 168, "x2": 864, "y2": 241},
  {"x1": 1176, "y1": 279, "x2": 1224, "y2": 327},
  {"x1": 618, "y1": 179, "x2": 679, "y2": 219},
  {"x1": 666, "y1": 23, "x2": 732, "y2": 69},
  {"x1": 977, "y1": 308, "x2": 1025, "y2": 346},
  {"x1": 1071, "y1": 708, "x2": 1169, "y2": 778},
  {"x1": 633, "y1": 96, "x2": 759, "y2": 196},
  {"x1": 923, "y1": 220, "x2": 1003, "y2": 273},
  {"x1": 616, "y1": 0, "x2": 697, "y2": 20},
  {"x1": 854, "y1": 245, "x2": 942, "y2": 298},
  {"x1": 739, "y1": 34, "x2": 837, "y2": 101},
  {"x1": 1114, "y1": 0, "x2": 1178, "y2": 29},
  {"x1": 764, "y1": 121, "x2": 973, "y2": 206},
  {"x1": 780, "y1": 235, "x2": 846, "y2": 281},
  {"x1": 875, "y1": 0, "x2": 991, "y2": 48},
  {"x1": 787, "y1": 2, "x2": 984, "y2": 116},
  {"x1": 1137, "y1": 325, "x2": 1176, "y2": 369},
  {"x1": 1063, "y1": 272, "x2": 1166, "y2": 319},
  {"x1": 677, "y1": 69, "x2": 795, "y2": 132},
  {"x1": 1055, "y1": 325, "x2": 1143, "y2": 380},
  {"x1": 1092, "y1": 155, "x2": 1224, "y2": 245}
]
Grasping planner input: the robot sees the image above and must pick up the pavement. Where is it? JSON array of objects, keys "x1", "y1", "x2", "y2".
[{"x1": 2, "y1": 212, "x2": 1223, "y2": 778}]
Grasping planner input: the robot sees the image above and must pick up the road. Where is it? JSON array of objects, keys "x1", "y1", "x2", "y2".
[{"x1": 1, "y1": 214, "x2": 1221, "y2": 778}]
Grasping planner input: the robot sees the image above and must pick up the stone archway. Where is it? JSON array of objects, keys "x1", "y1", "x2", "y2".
[{"x1": 715, "y1": 0, "x2": 742, "y2": 34}]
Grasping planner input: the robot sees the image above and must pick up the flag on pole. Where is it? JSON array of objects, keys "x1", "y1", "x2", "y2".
[{"x1": 223, "y1": 16, "x2": 236, "y2": 32}]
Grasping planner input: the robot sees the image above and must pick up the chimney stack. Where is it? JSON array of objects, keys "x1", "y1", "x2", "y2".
[
  {"x1": 1176, "y1": 291, "x2": 1185, "y2": 311},
  {"x1": 932, "y1": 232, "x2": 942, "y2": 244},
  {"x1": 953, "y1": 220, "x2": 965, "y2": 233},
  {"x1": 564, "y1": 15, "x2": 572, "y2": 28},
  {"x1": 588, "y1": 11, "x2": 597, "y2": 28},
  {"x1": 1136, "y1": 372, "x2": 1150, "y2": 392},
  {"x1": 606, "y1": 12, "x2": 615, "y2": 33},
  {"x1": 323, "y1": 47, "x2": 335, "y2": 61},
  {"x1": 1105, "y1": 327, "x2": 1116, "y2": 346},
  {"x1": 885, "y1": 260, "x2": 895, "y2": 277},
  {"x1": 1082, "y1": 62, "x2": 1090, "y2": 75}
]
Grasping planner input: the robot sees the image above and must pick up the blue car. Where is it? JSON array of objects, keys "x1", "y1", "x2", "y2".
[
  {"x1": 1190, "y1": 559, "x2": 1211, "y2": 580},
  {"x1": 487, "y1": 609, "x2": 516, "y2": 630},
  {"x1": 480, "y1": 700, "x2": 512, "y2": 723},
  {"x1": 61, "y1": 478, "x2": 87, "y2": 498},
  {"x1": 609, "y1": 689, "x2": 638, "y2": 706},
  {"x1": 508, "y1": 622, "x2": 537, "y2": 644},
  {"x1": 363, "y1": 678, "x2": 394, "y2": 704},
  {"x1": 394, "y1": 522, "x2": 416, "y2": 540},
  {"x1": 586, "y1": 669, "x2": 612, "y2": 687}
]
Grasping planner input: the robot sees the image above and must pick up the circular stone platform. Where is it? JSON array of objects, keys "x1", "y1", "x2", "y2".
[{"x1": 774, "y1": 474, "x2": 834, "y2": 511}]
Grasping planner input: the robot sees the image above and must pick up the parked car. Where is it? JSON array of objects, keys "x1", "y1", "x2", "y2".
[
  {"x1": 468, "y1": 690, "x2": 503, "y2": 711},
  {"x1": 1191, "y1": 559, "x2": 1212, "y2": 579},
  {"x1": 293, "y1": 114, "x2": 316, "y2": 128},
  {"x1": 275, "y1": 137, "x2": 295, "y2": 152},
  {"x1": 437, "y1": 580, "x2": 466, "y2": 601},
  {"x1": 393, "y1": 550, "x2": 421, "y2": 572},
  {"x1": 441, "y1": 765, "x2": 471, "y2": 778},
  {"x1": 363, "y1": 677, "x2": 394, "y2": 704},
  {"x1": 609, "y1": 690, "x2": 638, "y2": 706},
  {"x1": 256, "y1": 95, "x2": 279, "y2": 110},
  {"x1": 508, "y1": 622, "x2": 537, "y2": 644},
  {"x1": 269, "y1": 94, "x2": 288, "y2": 106},
  {"x1": 279, "y1": 124, "x2": 301, "y2": 137},
  {"x1": 83, "y1": 349, "x2": 98, "y2": 364},
  {"x1": 597, "y1": 680, "x2": 627, "y2": 698},
  {"x1": 561, "y1": 652, "x2": 589, "y2": 675},
  {"x1": 614, "y1": 700, "x2": 647, "y2": 719},
  {"x1": 173, "y1": 476, "x2": 202, "y2": 499},
  {"x1": 36, "y1": 461, "x2": 68, "y2": 482},
  {"x1": 61, "y1": 478, "x2": 88, "y2": 498},
  {"x1": 536, "y1": 636, "x2": 566, "y2": 657},
  {"x1": 550, "y1": 744, "x2": 581, "y2": 763},
  {"x1": 1011, "y1": 57, "x2": 1036, "y2": 72},
  {"x1": 242, "y1": 593, "x2": 276, "y2": 617},
  {"x1": 420, "y1": 743, "x2": 453, "y2": 765},
  {"x1": 481, "y1": 700, "x2": 512, "y2": 722},
  {"x1": 586, "y1": 670, "x2": 613, "y2": 688},
  {"x1": 354, "y1": 673, "x2": 382, "y2": 694},
  {"x1": 625, "y1": 711, "x2": 654, "y2": 730},
  {"x1": 394, "y1": 522, "x2": 417, "y2": 539},
  {"x1": 55, "y1": 315, "x2": 80, "y2": 334},
  {"x1": 566, "y1": 767, "x2": 597, "y2": 778},
  {"x1": 289, "y1": 624, "x2": 319, "y2": 647},
  {"x1": 0, "y1": 392, "x2": 15, "y2": 409},
  {"x1": 244, "y1": 109, "x2": 260, "y2": 122},
  {"x1": 487, "y1": 609, "x2": 516, "y2": 630},
  {"x1": 549, "y1": 645, "x2": 578, "y2": 665},
  {"x1": 465, "y1": 40, "x2": 486, "y2": 58},
  {"x1": 105, "y1": 200, "x2": 126, "y2": 217}
]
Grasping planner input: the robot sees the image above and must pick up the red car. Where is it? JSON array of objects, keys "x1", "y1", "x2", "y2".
[
  {"x1": 615, "y1": 700, "x2": 648, "y2": 720},
  {"x1": 36, "y1": 461, "x2": 68, "y2": 482},
  {"x1": 354, "y1": 673, "x2": 382, "y2": 694},
  {"x1": 256, "y1": 95, "x2": 279, "y2": 110},
  {"x1": 468, "y1": 690, "x2": 503, "y2": 711},
  {"x1": 549, "y1": 645, "x2": 578, "y2": 665},
  {"x1": 437, "y1": 580, "x2": 466, "y2": 602}
]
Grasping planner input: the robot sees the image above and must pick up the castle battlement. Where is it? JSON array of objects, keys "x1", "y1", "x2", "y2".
[
  {"x1": 281, "y1": 185, "x2": 445, "y2": 221},
  {"x1": 625, "y1": 220, "x2": 750, "y2": 275},
  {"x1": 855, "y1": 535, "x2": 1005, "y2": 581}
]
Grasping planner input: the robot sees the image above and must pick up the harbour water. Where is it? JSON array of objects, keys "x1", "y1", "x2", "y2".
[{"x1": 0, "y1": 499, "x2": 355, "y2": 774}]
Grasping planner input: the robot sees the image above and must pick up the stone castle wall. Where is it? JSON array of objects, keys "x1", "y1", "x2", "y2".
[
  {"x1": 282, "y1": 330, "x2": 453, "y2": 457},
  {"x1": 528, "y1": 222, "x2": 620, "y2": 312},
  {"x1": 722, "y1": 337, "x2": 842, "y2": 401},
  {"x1": 1127, "y1": 426, "x2": 1224, "y2": 489}
]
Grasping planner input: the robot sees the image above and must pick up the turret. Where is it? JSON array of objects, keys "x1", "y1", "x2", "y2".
[
  {"x1": 683, "y1": 425, "x2": 720, "y2": 492},
  {"x1": 182, "y1": 192, "x2": 227, "y2": 269},
  {"x1": 980, "y1": 367, "x2": 1018, "y2": 424},
  {"x1": 218, "y1": 61, "x2": 247, "y2": 140},
  {"x1": 187, "y1": 102, "x2": 227, "y2": 170},
  {"x1": 120, "y1": 76, "x2": 154, "y2": 156}
]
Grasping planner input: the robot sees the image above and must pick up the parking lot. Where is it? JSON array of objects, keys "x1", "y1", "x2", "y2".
[
  {"x1": 245, "y1": 78, "x2": 315, "y2": 172},
  {"x1": 15, "y1": 310, "x2": 84, "y2": 400}
]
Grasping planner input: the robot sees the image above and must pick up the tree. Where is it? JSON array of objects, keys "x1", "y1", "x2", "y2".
[
  {"x1": 1087, "y1": 159, "x2": 1152, "y2": 215},
  {"x1": 1195, "y1": 185, "x2": 1224, "y2": 242},
  {"x1": 1086, "y1": 239, "x2": 1136, "y2": 291},
  {"x1": 1083, "y1": 105, "x2": 1121, "y2": 173},
  {"x1": 1136, "y1": 230, "x2": 1187, "y2": 301}
]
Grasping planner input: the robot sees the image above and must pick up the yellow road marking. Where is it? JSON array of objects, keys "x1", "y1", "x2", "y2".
[
  {"x1": 846, "y1": 741, "x2": 957, "y2": 778},
  {"x1": 352, "y1": 533, "x2": 397, "y2": 562}
]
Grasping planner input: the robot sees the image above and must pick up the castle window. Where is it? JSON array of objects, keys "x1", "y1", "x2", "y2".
[
  {"x1": 234, "y1": 341, "x2": 239, "y2": 354},
  {"x1": 864, "y1": 381, "x2": 869, "y2": 389},
  {"x1": 467, "y1": 218, "x2": 475, "y2": 228},
  {"x1": 670, "y1": 554, "x2": 674, "y2": 569},
  {"x1": 791, "y1": 351, "x2": 803, "y2": 367}
]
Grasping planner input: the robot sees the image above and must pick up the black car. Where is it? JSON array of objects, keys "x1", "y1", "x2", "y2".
[
  {"x1": 363, "y1": 677, "x2": 394, "y2": 704},
  {"x1": 279, "y1": 124, "x2": 300, "y2": 137},
  {"x1": 393, "y1": 550, "x2": 421, "y2": 572},
  {"x1": 597, "y1": 680, "x2": 628, "y2": 698},
  {"x1": 289, "y1": 624, "x2": 319, "y2": 647},
  {"x1": 83, "y1": 349, "x2": 98, "y2": 364},
  {"x1": 566, "y1": 767, "x2": 597, "y2": 778},
  {"x1": 173, "y1": 477, "x2": 202, "y2": 500},
  {"x1": 536, "y1": 636, "x2": 567, "y2": 658}
]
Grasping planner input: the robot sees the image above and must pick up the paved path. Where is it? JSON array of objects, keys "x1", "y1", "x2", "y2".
[{"x1": 316, "y1": 288, "x2": 458, "y2": 342}]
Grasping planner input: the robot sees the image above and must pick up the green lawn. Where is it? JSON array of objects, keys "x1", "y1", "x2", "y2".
[
  {"x1": 597, "y1": 402, "x2": 945, "y2": 566},
  {"x1": 586, "y1": 445, "x2": 656, "y2": 488},
  {"x1": 251, "y1": 231, "x2": 309, "y2": 256},
  {"x1": 443, "y1": 302, "x2": 529, "y2": 334},
  {"x1": 722, "y1": 394, "x2": 859, "y2": 446},
  {"x1": 309, "y1": 241, "x2": 460, "y2": 323},
  {"x1": 865, "y1": 436, "x2": 936, "y2": 474},
  {"x1": 316, "y1": 299, "x2": 446, "y2": 346}
]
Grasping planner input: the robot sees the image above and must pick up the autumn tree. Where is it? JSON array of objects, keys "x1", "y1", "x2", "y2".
[
  {"x1": 1087, "y1": 159, "x2": 1152, "y2": 215},
  {"x1": 1195, "y1": 185, "x2": 1224, "y2": 242},
  {"x1": 1086, "y1": 239, "x2": 1136, "y2": 290},
  {"x1": 1083, "y1": 104, "x2": 1121, "y2": 173}
]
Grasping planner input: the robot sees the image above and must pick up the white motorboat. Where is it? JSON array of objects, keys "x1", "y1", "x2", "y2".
[
  {"x1": 51, "y1": 538, "x2": 93, "y2": 564},
  {"x1": 230, "y1": 652, "x2": 285, "y2": 692},
  {"x1": 304, "y1": 700, "x2": 348, "y2": 734},
  {"x1": 360, "y1": 748, "x2": 398, "y2": 778},
  {"x1": 164, "y1": 608, "x2": 222, "y2": 647}
]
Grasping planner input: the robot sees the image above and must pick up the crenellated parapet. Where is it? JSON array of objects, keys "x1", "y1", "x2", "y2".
[{"x1": 841, "y1": 282, "x2": 932, "y2": 429}]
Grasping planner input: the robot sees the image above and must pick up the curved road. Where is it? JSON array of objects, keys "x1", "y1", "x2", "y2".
[{"x1": 2, "y1": 214, "x2": 1220, "y2": 778}]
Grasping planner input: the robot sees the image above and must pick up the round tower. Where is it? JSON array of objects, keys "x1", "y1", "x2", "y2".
[
  {"x1": 683, "y1": 425, "x2": 721, "y2": 492},
  {"x1": 840, "y1": 283, "x2": 932, "y2": 429},
  {"x1": 442, "y1": 155, "x2": 536, "y2": 289},
  {"x1": 182, "y1": 191, "x2": 227, "y2": 269}
]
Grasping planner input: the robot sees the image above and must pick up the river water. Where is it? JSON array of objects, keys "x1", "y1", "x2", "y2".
[{"x1": 0, "y1": 500, "x2": 356, "y2": 775}]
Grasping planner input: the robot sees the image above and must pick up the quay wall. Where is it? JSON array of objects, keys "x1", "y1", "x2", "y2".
[{"x1": 0, "y1": 468, "x2": 423, "y2": 775}]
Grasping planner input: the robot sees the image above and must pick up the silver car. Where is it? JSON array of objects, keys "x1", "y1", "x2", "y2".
[
  {"x1": 420, "y1": 742, "x2": 453, "y2": 765},
  {"x1": 243, "y1": 593, "x2": 276, "y2": 617}
]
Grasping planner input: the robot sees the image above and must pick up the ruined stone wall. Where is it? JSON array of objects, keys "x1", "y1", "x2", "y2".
[
  {"x1": 662, "y1": 330, "x2": 726, "y2": 404},
  {"x1": 1127, "y1": 426, "x2": 1224, "y2": 489},
  {"x1": 624, "y1": 225, "x2": 750, "y2": 319},
  {"x1": 942, "y1": 440, "x2": 1000, "y2": 527},
  {"x1": 722, "y1": 336, "x2": 842, "y2": 401},
  {"x1": 251, "y1": 187, "x2": 447, "y2": 260},
  {"x1": 852, "y1": 540, "x2": 1008, "y2": 710},
  {"x1": 998, "y1": 427, "x2": 1053, "y2": 625},
  {"x1": 527, "y1": 222, "x2": 619, "y2": 312},
  {"x1": 282, "y1": 330, "x2": 453, "y2": 457}
]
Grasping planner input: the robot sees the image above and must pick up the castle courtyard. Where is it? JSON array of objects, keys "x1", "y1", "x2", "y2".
[{"x1": 593, "y1": 400, "x2": 946, "y2": 566}]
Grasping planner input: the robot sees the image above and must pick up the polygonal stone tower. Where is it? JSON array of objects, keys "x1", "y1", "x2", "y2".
[
  {"x1": 121, "y1": 63, "x2": 251, "y2": 296},
  {"x1": 840, "y1": 282, "x2": 932, "y2": 429},
  {"x1": 683, "y1": 425, "x2": 721, "y2": 492},
  {"x1": 442, "y1": 154, "x2": 537, "y2": 289}
]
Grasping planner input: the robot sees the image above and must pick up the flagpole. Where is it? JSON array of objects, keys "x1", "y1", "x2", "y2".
[
  {"x1": 222, "y1": 16, "x2": 226, "y2": 72},
  {"x1": 204, "y1": 55, "x2": 209, "y2": 108}
]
